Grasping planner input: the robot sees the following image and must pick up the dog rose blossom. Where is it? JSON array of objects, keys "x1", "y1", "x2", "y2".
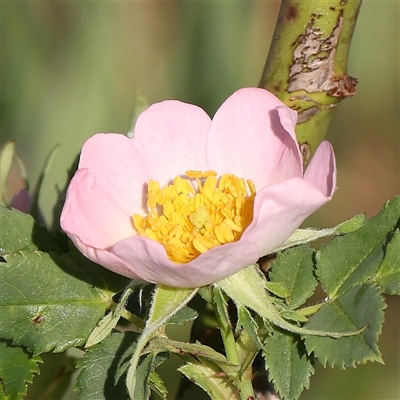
[{"x1": 60, "y1": 88, "x2": 336, "y2": 288}]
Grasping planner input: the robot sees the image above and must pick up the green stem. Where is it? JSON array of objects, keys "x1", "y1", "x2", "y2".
[
  {"x1": 259, "y1": 0, "x2": 362, "y2": 158},
  {"x1": 212, "y1": 287, "x2": 255, "y2": 400}
]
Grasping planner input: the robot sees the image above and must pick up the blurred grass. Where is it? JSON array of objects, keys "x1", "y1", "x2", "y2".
[{"x1": 1, "y1": 2, "x2": 399, "y2": 399}]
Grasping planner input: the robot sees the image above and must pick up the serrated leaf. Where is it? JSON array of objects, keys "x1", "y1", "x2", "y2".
[
  {"x1": 146, "y1": 338, "x2": 239, "y2": 377},
  {"x1": 376, "y1": 229, "x2": 400, "y2": 294},
  {"x1": 305, "y1": 283, "x2": 385, "y2": 368},
  {"x1": 134, "y1": 353, "x2": 154, "y2": 400},
  {"x1": 0, "y1": 340, "x2": 41, "y2": 400},
  {"x1": 0, "y1": 207, "x2": 60, "y2": 255},
  {"x1": 178, "y1": 359, "x2": 238, "y2": 400},
  {"x1": 316, "y1": 196, "x2": 400, "y2": 298},
  {"x1": 269, "y1": 246, "x2": 317, "y2": 309},
  {"x1": 217, "y1": 265, "x2": 361, "y2": 338},
  {"x1": 263, "y1": 331, "x2": 314, "y2": 400},
  {"x1": 0, "y1": 252, "x2": 108, "y2": 355},
  {"x1": 77, "y1": 331, "x2": 139, "y2": 400}
]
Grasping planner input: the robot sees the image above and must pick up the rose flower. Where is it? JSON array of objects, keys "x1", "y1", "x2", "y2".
[{"x1": 61, "y1": 88, "x2": 336, "y2": 288}]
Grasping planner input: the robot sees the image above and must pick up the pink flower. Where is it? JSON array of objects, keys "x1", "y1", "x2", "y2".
[{"x1": 60, "y1": 88, "x2": 336, "y2": 288}]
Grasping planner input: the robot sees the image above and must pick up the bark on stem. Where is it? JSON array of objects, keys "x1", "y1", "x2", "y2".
[{"x1": 259, "y1": 0, "x2": 362, "y2": 160}]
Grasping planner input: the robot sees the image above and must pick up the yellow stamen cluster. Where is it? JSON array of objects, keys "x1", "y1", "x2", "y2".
[{"x1": 133, "y1": 170, "x2": 256, "y2": 264}]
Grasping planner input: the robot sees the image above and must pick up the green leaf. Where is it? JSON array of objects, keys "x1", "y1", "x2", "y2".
[
  {"x1": 263, "y1": 331, "x2": 314, "y2": 400},
  {"x1": 77, "y1": 331, "x2": 139, "y2": 400},
  {"x1": 335, "y1": 213, "x2": 366, "y2": 235},
  {"x1": 0, "y1": 207, "x2": 60, "y2": 255},
  {"x1": 316, "y1": 196, "x2": 400, "y2": 298},
  {"x1": 126, "y1": 286, "x2": 198, "y2": 399},
  {"x1": 86, "y1": 285, "x2": 138, "y2": 348},
  {"x1": 178, "y1": 359, "x2": 237, "y2": 400},
  {"x1": 264, "y1": 281, "x2": 289, "y2": 299},
  {"x1": 376, "y1": 229, "x2": 400, "y2": 294},
  {"x1": 132, "y1": 352, "x2": 168, "y2": 400},
  {"x1": 268, "y1": 246, "x2": 317, "y2": 309},
  {"x1": 275, "y1": 213, "x2": 366, "y2": 252},
  {"x1": 0, "y1": 340, "x2": 41, "y2": 400},
  {"x1": 133, "y1": 353, "x2": 155, "y2": 400},
  {"x1": 305, "y1": 283, "x2": 385, "y2": 368},
  {"x1": 166, "y1": 303, "x2": 198, "y2": 325},
  {"x1": 0, "y1": 251, "x2": 108, "y2": 355},
  {"x1": 217, "y1": 265, "x2": 361, "y2": 338}
]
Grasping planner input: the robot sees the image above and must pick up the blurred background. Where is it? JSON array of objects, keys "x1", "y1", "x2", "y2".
[{"x1": 1, "y1": 1, "x2": 399, "y2": 399}]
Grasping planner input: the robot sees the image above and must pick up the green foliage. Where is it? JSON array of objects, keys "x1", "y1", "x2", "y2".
[
  {"x1": 0, "y1": 341, "x2": 41, "y2": 400},
  {"x1": 268, "y1": 246, "x2": 317, "y2": 309},
  {"x1": 77, "y1": 332, "x2": 139, "y2": 400},
  {"x1": 316, "y1": 196, "x2": 400, "y2": 299},
  {"x1": 86, "y1": 285, "x2": 138, "y2": 348},
  {"x1": 0, "y1": 207, "x2": 59, "y2": 254},
  {"x1": 0, "y1": 207, "x2": 128, "y2": 357},
  {"x1": 0, "y1": 251, "x2": 109, "y2": 355},
  {"x1": 263, "y1": 331, "x2": 314, "y2": 400},
  {"x1": 1, "y1": 193, "x2": 399, "y2": 400},
  {"x1": 305, "y1": 283, "x2": 385, "y2": 368},
  {"x1": 376, "y1": 229, "x2": 400, "y2": 294}
]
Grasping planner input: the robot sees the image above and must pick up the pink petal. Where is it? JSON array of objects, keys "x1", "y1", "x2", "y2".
[
  {"x1": 242, "y1": 177, "x2": 331, "y2": 256},
  {"x1": 207, "y1": 88, "x2": 302, "y2": 189},
  {"x1": 133, "y1": 100, "x2": 211, "y2": 186},
  {"x1": 60, "y1": 169, "x2": 135, "y2": 248},
  {"x1": 67, "y1": 233, "x2": 142, "y2": 280},
  {"x1": 304, "y1": 141, "x2": 337, "y2": 197},
  {"x1": 78, "y1": 133, "x2": 149, "y2": 216},
  {"x1": 110, "y1": 236, "x2": 260, "y2": 287}
]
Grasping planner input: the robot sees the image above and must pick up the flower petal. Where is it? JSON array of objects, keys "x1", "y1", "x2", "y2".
[
  {"x1": 110, "y1": 236, "x2": 260, "y2": 288},
  {"x1": 207, "y1": 88, "x2": 302, "y2": 189},
  {"x1": 133, "y1": 100, "x2": 211, "y2": 186},
  {"x1": 304, "y1": 140, "x2": 337, "y2": 197},
  {"x1": 78, "y1": 133, "x2": 149, "y2": 216},
  {"x1": 67, "y1": 233, "x2": 142, "y2": 280},
  {"x1": 60, "y1": 169, "x2": 135, "y2": 248},
  {"x1": 242, "y1": 177, "x2": 332, "y2": 256}
]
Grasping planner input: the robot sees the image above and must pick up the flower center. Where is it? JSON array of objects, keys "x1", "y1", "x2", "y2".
[{"x1": 133, "y1": 170, "x2": 256, "y2": 264}]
